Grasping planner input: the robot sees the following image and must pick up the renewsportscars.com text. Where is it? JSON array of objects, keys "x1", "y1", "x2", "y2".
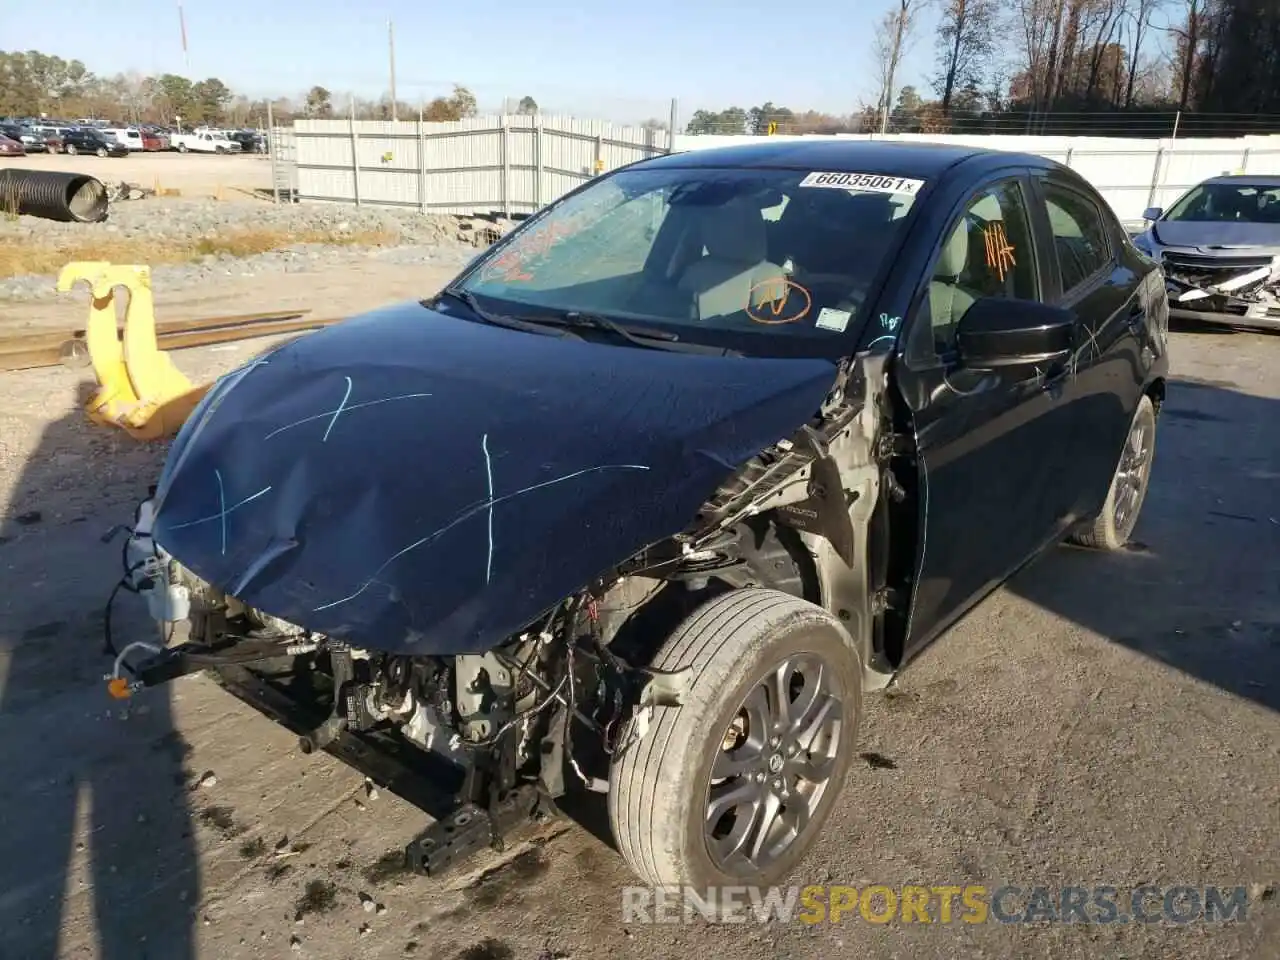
[{"x1": 621, "y1": 884, "x2": 1251, "y2": 925}]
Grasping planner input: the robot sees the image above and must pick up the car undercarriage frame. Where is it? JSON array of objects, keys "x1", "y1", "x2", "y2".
[{"x1": 103, "y1": 351, "x2": 906, "y2": 878}]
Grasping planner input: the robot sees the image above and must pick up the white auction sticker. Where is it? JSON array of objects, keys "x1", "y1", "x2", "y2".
[
  {"x1": 814, "y1": 307, "x2": 851, "y2": 332},
  {"x1": 799, "y1": 171, "x2": 925, "y2": 195}
]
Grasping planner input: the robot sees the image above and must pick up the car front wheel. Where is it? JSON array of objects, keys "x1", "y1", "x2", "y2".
[
  {"x1": 95, "y1": 146, "x2": 107, "y2": 158},
  {"x1": 1070, "y1": 393, "x2": 1157, "y2": 550},
  {"x1": 608, "y1": 587, "x2": 862, "y2": 888},
  {"x1": 66, "y1": 144, "x2": 78, "y2": 155}
]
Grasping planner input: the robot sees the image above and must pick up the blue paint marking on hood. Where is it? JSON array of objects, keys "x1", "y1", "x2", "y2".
[
  {"x1": 1152, "y1": 219, "x2": 1280, "y2": 250},
  {"x1": 153, "y1": 301, "x2": 839, "y2": 655}
]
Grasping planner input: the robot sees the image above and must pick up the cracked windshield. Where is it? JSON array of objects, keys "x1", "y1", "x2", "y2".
[{"x1": 459, "y1": 167, "x2": 919, "y2": 343}]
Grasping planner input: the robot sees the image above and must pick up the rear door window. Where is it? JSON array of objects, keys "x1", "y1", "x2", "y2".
[{"x1": 1039, "y1": 180, "x2": 1113, "y2": 294}]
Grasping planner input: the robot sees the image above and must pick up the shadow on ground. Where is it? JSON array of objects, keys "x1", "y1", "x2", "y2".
[
  {"x1": 0, "y1": 391, "x2": 197, "y2": 960},
  {"x1": 1009, "y1": 371, "x2": 1279, "y2": 712}
]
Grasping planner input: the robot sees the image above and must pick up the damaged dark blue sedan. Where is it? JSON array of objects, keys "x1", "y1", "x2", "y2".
[{"x1": 115, "y1": 139, "x2": 1170, "y2": 888}]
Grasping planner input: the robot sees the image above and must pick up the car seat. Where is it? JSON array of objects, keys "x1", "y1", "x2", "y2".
[
  {"x1": 676, "y1": 198, "x2": 788, "y2": 322},
  {"x1": 928, "y1": 221, "x2": 980, "y2": 348}
]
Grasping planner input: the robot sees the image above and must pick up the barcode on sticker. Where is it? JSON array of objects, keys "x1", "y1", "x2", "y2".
[{"x1": 799, "y1": 172, "x2": 925, "y2": 195}]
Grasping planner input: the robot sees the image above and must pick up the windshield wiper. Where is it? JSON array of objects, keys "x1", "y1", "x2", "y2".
[
  {"x1": 532, "y1": 311, "x2": 741, "y2": 356},
  {"x1": 435, "y1": 288, "x2": 582, "y2": 339}
]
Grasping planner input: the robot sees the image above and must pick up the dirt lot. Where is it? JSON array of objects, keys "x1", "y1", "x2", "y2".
[
  {"x1": 0, "y1": 280, "x2": 1276, "y2": 960},
  {"x1": 6, "y1": 151, "x2": 273, "y2": 198},
  {"x1": 0, "y1": 262, "x2": 463, "y2": 335}
]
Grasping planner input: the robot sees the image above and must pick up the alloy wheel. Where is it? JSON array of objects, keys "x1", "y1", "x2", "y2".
[
  {"x1": 704, "y1": 653, "x2": 844, "y2": 876},
  {"x1": 1114, "y1": 414, "x2": 1152, "y2": 532}
]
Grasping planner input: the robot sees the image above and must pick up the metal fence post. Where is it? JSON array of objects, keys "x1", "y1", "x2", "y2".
[
  {"x1": 267, "y1": 100, "x2": 279, "y2": 203},
  {"x1": 534, "y1": 119, "x2": 544, "y2": 209},
  {"x1": 501, "y1": 113, "x2": 511, "y2": 219},
  {"x1": 1145, "y1": 146, "x2": 1165, "y2": 211},
  {"x1": 594, "y1": 134, "x2": 603, "y2": 176},
  {"x1": 1064, "y1": 145, "x2": 1073, "y2": 168},
  {"x1": 1241, "y1": 147, "x2": 1251, "y2": 174},
  {"x1": 418, "y1": 112, "x2": 428, "y2": 214},
  {"x1": 668, "y1": 97, "x2": 678, "y2": 154},
  {"x1": 349, "y1": 97, "x2": 362, "y2": 208}
]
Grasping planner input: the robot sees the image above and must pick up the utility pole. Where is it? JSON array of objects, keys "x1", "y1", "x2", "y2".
[
  {"x1": 178, "y1": 4, "x2": 190, "y2": 73},
  {"x1": 388, "y1": 20, "x2": 398, "y2": 121}
]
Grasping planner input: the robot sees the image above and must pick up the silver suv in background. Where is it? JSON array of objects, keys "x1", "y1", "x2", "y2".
[{"x1": 1134, "y1": 174, "x2": 1280, "y2": 332}]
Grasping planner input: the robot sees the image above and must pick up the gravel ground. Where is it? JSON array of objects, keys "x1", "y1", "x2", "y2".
[
  {"x1": 0, "y1": 198, "x2": 506, "y2": 301},
  {"x1": 0, "y1": 322, "x2": 1275, "y2": 960}
]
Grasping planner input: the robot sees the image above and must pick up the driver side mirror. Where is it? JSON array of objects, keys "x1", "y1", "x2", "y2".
[
  {"x1": 957, "y1": 297, "x2": 1075, "y2": 369},
  {"x1": 1142, "y1": 206, "x2": 1163, "y2": 221}
]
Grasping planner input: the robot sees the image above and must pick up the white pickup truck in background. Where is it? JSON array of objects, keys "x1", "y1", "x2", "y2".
[{"x1": 169, "y1": 130, "x2": 241, "y2": 153}]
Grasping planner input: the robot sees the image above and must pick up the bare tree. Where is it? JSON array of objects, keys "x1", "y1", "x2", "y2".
[
  {"x1": 1011, "y1": 0, "x2": 1058, "y2": 109},
  {"x1": 1165, "y1": 0, "x2": 1208, "y2": 110},
  {"x1": 872, "y1": 0, "x2": 922, "y2": 133},
  {"x1": 1081, "y1": 0, "x2": 1126, "y2": 101},
  {"x1": 934, "y1": 0, "x2": 999, "y2": 114},
  {"x1": 1123, "y1": 0, "x2": 1165, "y2": 106}
]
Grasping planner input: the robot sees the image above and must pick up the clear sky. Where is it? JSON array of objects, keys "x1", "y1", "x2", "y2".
[{"x1": 3, "y1": 0, "x2": 943, "y2": 121}]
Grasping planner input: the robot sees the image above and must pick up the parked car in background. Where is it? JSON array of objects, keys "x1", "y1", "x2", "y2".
[
  {"x1": 30, "y1": 125, "x2": 71, "y2": 151},
  {"x1": 111, "y1": 128, "x2": 142, "y2": 149},
  {"x1": 101, "y1": 127, "x2": 145, "y2": 151},
  {"x1": 0, "y1": 123, "x2": 47, "y2": 153},
  {"x1": 0, "y1": 134, "x2": 25, "y2": 157},
  {"x1": 1134, "y1": 174, "x2": 1280, "y2": 332},
  {"x1": 170, "y1": 129, "x2": 241, "y2": 153},
  {"x1": 62, "y1": 127, "x2": 130, "y2": 157},
  {"x1": 227, "y1": 129, "x2": 265, "y2": 153},
  {"x1": 140, "y1": 130, "x2": 170, "y2": 151}
]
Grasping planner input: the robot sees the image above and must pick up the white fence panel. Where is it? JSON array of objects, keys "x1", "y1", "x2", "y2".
[
  {"x1": 291, "y1": 115, "x2": 670, "y2": 216},
  {"x1": 276, "y1": 119, "x2": 1280, "y2": 224},
  {"x1": 670, "y1": 132, "x2": 1280, "y2": 222}
]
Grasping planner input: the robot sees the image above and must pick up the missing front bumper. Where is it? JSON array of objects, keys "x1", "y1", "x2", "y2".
[{"x1": 1168, "y1": 305, "x2": 1280, "y2": 331}]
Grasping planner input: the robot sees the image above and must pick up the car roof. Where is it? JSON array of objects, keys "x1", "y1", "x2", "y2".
[
  {"x1": 636, "y1": 138, "x2": 1057, "y2": 180},
  {"x1": 1200, "y1": 174, "x2": 1280, "y2": 187}
]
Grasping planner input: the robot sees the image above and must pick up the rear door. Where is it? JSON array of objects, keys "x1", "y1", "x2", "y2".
[
  {"x1": 892, "y1": 169, "x2": 1075, "y2": 658},
  {"x1": 1027, "y1": 173, "x2": 1145, "y2": 522}
]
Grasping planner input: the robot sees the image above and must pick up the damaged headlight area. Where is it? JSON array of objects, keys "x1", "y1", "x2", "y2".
[
  {"x1": 103, "y1": 495, "x2": 709, "y2": 874},
  {"x1": 1162, "y1": 250, "x2": 1280, "y2": 321}
]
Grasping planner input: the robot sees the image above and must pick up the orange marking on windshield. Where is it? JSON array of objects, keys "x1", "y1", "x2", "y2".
[
  {"x1": 477, "y1": 208, "x2": 600, "y2": 283},
  {"x1": 984, "y1": 222, "x2": 1017, "y2": 281},
  {"x1": 747, "y1": 279, "x2": 812, "y2": 325}
]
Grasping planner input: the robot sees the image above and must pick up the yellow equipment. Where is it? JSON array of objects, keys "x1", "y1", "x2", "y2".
[{"x1": 58, "y1": 261, "x2": 212, "y2": 441}]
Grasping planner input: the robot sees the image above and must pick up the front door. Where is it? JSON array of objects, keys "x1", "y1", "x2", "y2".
[{"x1": 893, "y1": 173, "x2": 1075, "y2": 657}]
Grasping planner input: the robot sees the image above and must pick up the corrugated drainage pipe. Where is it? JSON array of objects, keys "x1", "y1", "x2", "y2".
[{"x1": 0, "y1": 168, "x2": 109, "y2": 223}]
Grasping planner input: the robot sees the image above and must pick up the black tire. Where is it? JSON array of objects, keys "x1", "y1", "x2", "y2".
[
  {"x1": 608, "y1": 588, "x2": 862, "y2": 888},
  {"x1": 95, "y1": 146, "x2": 107, "y2": 158},
  {"x1": 1070, "y1": 393, "x2": 1157, "y2": 550},
  {"x1": 66, "y1": 144, "x2": 78, "y2": 156},
  {"x1": 178, "y1": 143, "x2": 188, "y2": 153}
]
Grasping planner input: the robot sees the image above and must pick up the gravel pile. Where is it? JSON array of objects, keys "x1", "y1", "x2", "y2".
[{"x1": 0, "y1": 198, "x2": 515, "y2": 301}]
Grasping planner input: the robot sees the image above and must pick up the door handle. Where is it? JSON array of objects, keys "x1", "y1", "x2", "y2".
[{"x1": 1126, "y1": 302, "x2": 1145, "y2": 333}]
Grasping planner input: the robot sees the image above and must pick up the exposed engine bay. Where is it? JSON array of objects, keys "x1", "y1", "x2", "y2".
[
  {"x1": 1162, "y1": 249, "x2": 1280, "y2": 322},
  {"x1": 104, "y1": 352, "x2": 905, "y2": 877}
]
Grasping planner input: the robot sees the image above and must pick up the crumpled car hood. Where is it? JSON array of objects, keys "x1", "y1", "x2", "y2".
[
  {"x1": 1151, "y1": 219, "x2": 1280, "y2": 251},
  {"x1": 152, "y1": 302, "x2": 838, "y2": 655}
]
